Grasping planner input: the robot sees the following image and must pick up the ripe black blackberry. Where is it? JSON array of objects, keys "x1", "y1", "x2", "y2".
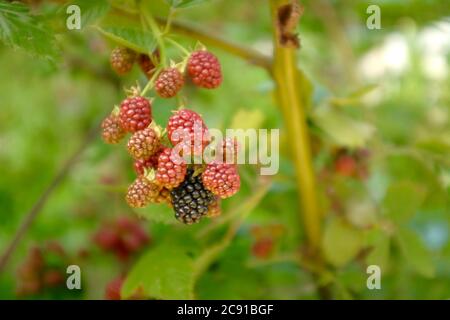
[{"x1": 170, "y1": 169, "x2": 215, "y2": 224}]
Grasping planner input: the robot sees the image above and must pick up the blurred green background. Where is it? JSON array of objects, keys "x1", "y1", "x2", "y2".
[{"x1": 0, "y1": 0, "x2": 449, "y2": 299}]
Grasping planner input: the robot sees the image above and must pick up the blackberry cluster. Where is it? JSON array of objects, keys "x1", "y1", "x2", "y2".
[
  {"x1": 103, "y1": 44, "x2": 235, "y2": 224},
  {"x1": 170, "y1": 169, "x2": 215, "y2": 224}
]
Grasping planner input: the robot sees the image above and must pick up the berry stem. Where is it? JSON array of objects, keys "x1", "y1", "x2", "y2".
[
  {"x1": 166, "y1": 37, "x2": 191, "y2": 57},
  {"x1": 109, "y1": 8, "x2": 272, "y2": 70},
  {"x1": 140, "y1": 67, "x2": 161, "y2": 96},
  {"x1": 154, "y1": 17, "x2": 272, "y2": 71},
  {"x1": 141, "y1": 3, "x2": 167, "y2": 67},
  {"x1": 162, "y1": 7, "x2": 176, "y2": 35},
  {"x1": 0, "y1": 123, "x2": 100, "y2": 272}
]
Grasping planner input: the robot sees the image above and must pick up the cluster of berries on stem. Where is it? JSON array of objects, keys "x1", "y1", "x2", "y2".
[
  {"x1": 16, "y1": 242, "x2": 69, "y2": 297},
  {"x1": 93, "y1": 216, "x2": 150, "y2": 261},
  {"x1": 101, "y1": 43, "x2": 240, "y2": 224}
]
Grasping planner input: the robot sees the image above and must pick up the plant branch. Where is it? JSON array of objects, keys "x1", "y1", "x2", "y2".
[
  {"x1": 0, "y1": 52, "x2": 120, "y2": 273},
  {"x1": 109, "y1": 8, "x2": 272, "y2": 70},
  {"x1": 141, "y1": 4, "x2": 167, "y2": 67},
  {"x1": 155, "y1": 17, "x2": 273, "y2": 71},
  {"x1": 270, "y1": 0, "x2": 322, "y2": 256},
  {"x1": 0, "y1": 125, "x2": 99, "y2": 273}
]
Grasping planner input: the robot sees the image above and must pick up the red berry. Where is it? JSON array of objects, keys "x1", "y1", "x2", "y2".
[
  {"x1": 101, "y1": 114, "x2": 126, "y2": 144},
  {"x1": 94, "y1": 228, "x2": 119, "y2": 250},
  {"x1": 133, "y1": 147, "x2": 162, "y2": 175},
  {"x1": 137, "y1": 51, "x2": 159, "y2": 79},
  {"x1": 116, "y1": 216, "x2": 136, "y2": 231},
  {"x1": 95, "y1": 217, "x2": 150, "y2": 261},
  {"x1": 202, "y1": 162, "x2": 240, "y2": 198},
  {"x1": 155, "y1": 68, "x2": 185, "y2": 98},
  {"x1": 167, "y1": 109, "x2": 209, "y2": 155},
  {"x1": 126, "y1": 176, "x2": 161, "y2": 208},
  {"x1": 251, "y1": 237, "x2": 274, "y2": 259},
  {"x1": 334, "y1": 154, "x2": 357, "y2": 177},
  {"x1": 155, "y1": 148, "x2": 187, "y2": 189},
  {"x1": 122, "y1": 233, "x2": 143, "y2": 252},
  {"x1": 105, "y1": 276, "x2": 124, "y2": 300},
  {"x1": 119, "y1": 96, "x2": 152, "y2": 133},
  {"x1": 127, "y1": 127, "x2": 160, "y2": 160},
  {"x1": 110, "y1": 47, "x2": 136, "y2": 75},
  {"x1": 187, "y1": 50, "x2": 222, "y2": 89},
  {"x1": 43, "y1": 270, "x2": 64, "y2": 287}
]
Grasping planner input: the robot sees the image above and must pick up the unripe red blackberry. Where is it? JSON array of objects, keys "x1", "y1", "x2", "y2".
[
  {"x1": 119, "y1": 96, "x2": 152, "y2": 133},
  {"x1": 94, "y1": 216, "x2": 150, "y2": 261},
  {"x1": 187, "y1": 50, "x2": 222, "y2": 89},
  {"x1": 167, "y1": 109, "x2": 209, "y2": 155},
  {"x1": 16, "y1": 243, "x2": 68, "y2": 297},
  {"x1": 170, "y1": 169, "x2": 215, "y2": 224},
  {"x1": 101, "y1": 114, "x2": 126, "y2": 144},
  {"x1": 127, "y1": 126, "x2": 160, "y2": 160},
  {"x1": 137, "y1": 50, "x2": 159, "y2": 79},
  {"x1": 202, "y1": 161, "x2": 240, "y2": 198},
  {"x1": 155, "y1": 148, "x2": 187, "y2": 189},
  {"x1": 105, "y1": 276, "x2": 124, "y2": 300},
  {"x1": 126, "y1": 176, "x2": 161, "y2": 208},
  {"x1": 251, "y1": 237, "x2": 274, "y2": 259},
  {"x1": 110, "y1": 47, "x2": 136, "y2": 75},
  {"x1": 155, "y1": 68, "x2": 185, "y2": 98},
  {"x1": 94, "y1": 228, "x2": 119, "y2": 251},
  {"x1": 43, "y1": 270, "x2": 64, "y2": 287},
  {"x1": 133, "y1": 147, "x2": 163, "y2": 175}
]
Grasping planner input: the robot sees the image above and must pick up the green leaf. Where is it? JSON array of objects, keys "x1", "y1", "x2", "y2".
[
  {"x1": 416, "y1": 134, "x2": 450, "y2": 156},
  {"x1": 133, "y1": 205, "x2": 177, "y2": 225},
  {"x1": 122, "y1": 243, "x2": 195, "y2": 299},
  {"x1": 312, "y1": 107, "x2": 375, "y2": 148},
  {"x1": 95, "y1": 26, "x2": 155, "y2": 53},
  {"x1": 382, "y1": 181, "x2": 425, "y2": 224},
  {"x1": 365, "y1": 230, "x2": 390, "y2": 271},
  {"x1": 165, "y1": 0, "x2": 211, "y2": 8},
  {"x1": 329, "y1": 84, "x2": 378, "y2": 107},
  {"x1": 0, "y1": 1, "x2": 57, "y2": 60},
  {"x1": 322, "y1": 217, "x2": 364, "y2": 267},
  {"x1": 396, "y1": 228, "x2": 435, "y2": 278},
  {"x1": 72, "y1": 0, "x2": 110, "y2": 27}
]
